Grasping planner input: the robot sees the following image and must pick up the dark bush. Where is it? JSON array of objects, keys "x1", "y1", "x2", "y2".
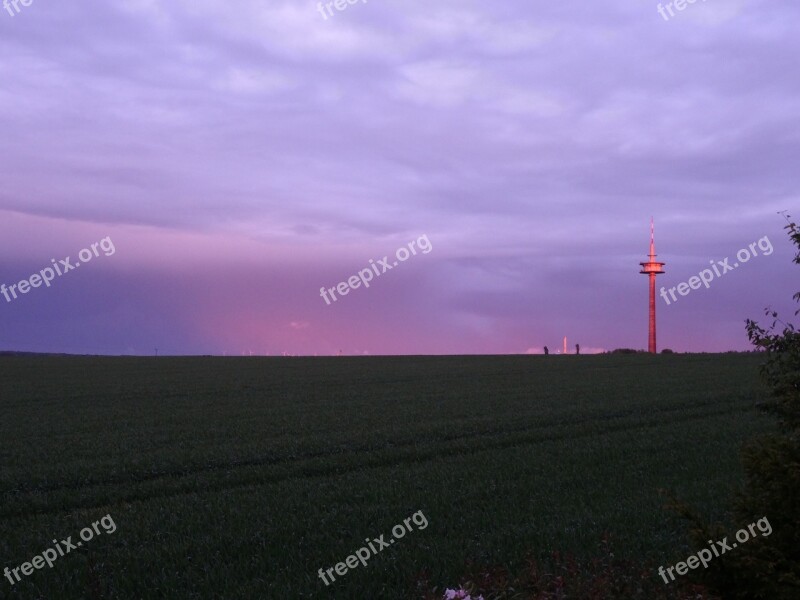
[
  {"x1": 415, "y1": 535, "x2": 718, "y2": 600},
  {"x1": 672, "y1": 215, "x2": 800, "y2": 599}
]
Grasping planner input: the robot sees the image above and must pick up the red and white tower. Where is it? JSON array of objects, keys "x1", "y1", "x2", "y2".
[{"x1": 639, "y1": 219, "x2": 665, "y2": 354}]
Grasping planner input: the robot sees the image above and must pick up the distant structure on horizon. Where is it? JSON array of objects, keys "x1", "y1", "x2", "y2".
[{"x1": 639, "y1": 218, "x2": 666, "y2": 354}]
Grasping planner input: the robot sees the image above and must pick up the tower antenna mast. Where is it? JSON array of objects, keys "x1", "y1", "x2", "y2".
[{"x1": 639, "y1": 218, "x2": 666, "y2": 354}]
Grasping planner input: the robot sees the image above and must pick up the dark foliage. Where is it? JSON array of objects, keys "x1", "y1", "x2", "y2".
[
  {"x1": 416, "y1": 535, "x2": 718, "y2": 600},
  {"x1": 672, "y1": 214, "x2": 800, "y2": 599}
]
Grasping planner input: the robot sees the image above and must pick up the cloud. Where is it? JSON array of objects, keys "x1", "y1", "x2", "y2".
[{"x1": 0, "y1": 0, "x2": 797, "y2": 354}]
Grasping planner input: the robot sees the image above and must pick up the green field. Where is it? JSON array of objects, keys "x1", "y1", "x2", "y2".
[{"x1": 0, "y1": 353, "x2": 772, "y2": 599}]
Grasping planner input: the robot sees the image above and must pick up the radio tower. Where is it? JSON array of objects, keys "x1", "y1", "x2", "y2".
[{"x1": 639, "y1": 218, "x2": 665, "y2": 354}]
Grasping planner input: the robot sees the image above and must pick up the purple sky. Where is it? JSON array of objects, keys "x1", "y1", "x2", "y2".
[{"x1": 0, "y1": 0, "x2": 796, "y2": 355}]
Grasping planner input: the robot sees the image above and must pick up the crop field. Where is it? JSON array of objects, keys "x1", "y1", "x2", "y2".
[{"x1": 0, "y1": 353, "x2": 773, "y2": 599}]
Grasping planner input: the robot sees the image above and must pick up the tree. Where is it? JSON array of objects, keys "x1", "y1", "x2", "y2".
[
  {"x1": 674, "y1": 216, "x2": 800, "y2": 599},
  {"x1": 745, "y1": 215, "x2": 800, "y2": 431}
]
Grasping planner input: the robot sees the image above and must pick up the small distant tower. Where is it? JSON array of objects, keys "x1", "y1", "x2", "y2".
[
  {"x1": 563, "y1": 336, "x2": 567, "y2": 354},
  {"x1": 639, "y1": 218, "x2": 665, "y2": 354}
]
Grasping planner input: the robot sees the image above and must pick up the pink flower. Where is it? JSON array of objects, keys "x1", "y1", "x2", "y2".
[{"x1": 443, "y1": 588, "x2": 483, "y2": 600}]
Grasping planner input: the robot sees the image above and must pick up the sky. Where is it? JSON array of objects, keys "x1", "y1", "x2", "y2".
[{"x1": 0, "y1": 0, "x2": 797, "y2": 356}]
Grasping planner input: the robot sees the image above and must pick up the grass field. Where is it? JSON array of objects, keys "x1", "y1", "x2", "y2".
[{"x1": 0, "y1": 353, "x2": 773, "y2": 599}]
